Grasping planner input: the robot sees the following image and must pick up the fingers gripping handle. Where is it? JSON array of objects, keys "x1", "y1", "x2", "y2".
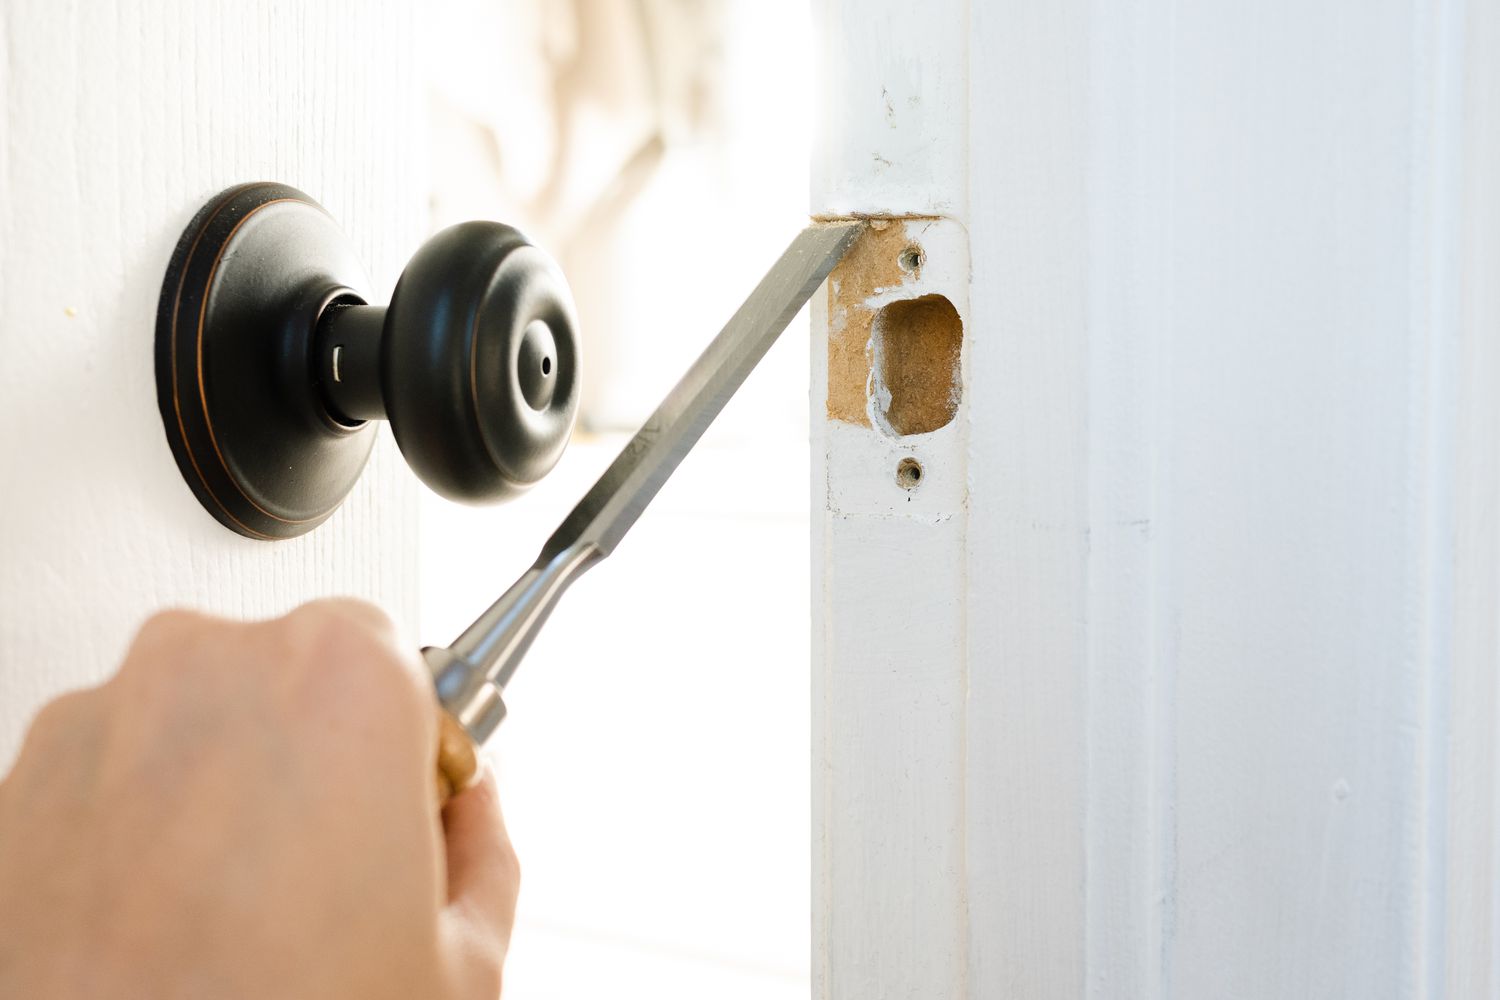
[
  {"x1": 427, "y1": 645, "x2": 505, "y2": 804},
  {"x1": 434, "y1": 707, "x2": 481, "y2": 803}
]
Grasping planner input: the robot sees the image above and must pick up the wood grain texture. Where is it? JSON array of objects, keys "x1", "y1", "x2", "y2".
[
  {"x1": 816, "y1": 0, "x2": 1500, "y2": 996},
  {"x1": 0, "y1": 0, "x2": 423, "y2": 768}
]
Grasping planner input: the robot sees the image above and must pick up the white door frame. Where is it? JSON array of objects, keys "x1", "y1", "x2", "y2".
[{"x1": 811, "y1": 2, "x2": 1500, "y2": 996}]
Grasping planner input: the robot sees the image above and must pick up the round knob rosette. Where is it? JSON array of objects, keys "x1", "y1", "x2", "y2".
[{"x1": 155, "y1": 183, "x2": 583, "y2": 539}]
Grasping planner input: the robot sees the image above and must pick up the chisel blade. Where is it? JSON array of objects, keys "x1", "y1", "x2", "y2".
[
  {"x1": 543, "y1": 219, "x2": 866, "y2": 562},
  {"x1": 431, "y1": 219, "x2": 865, "y2": 749}
]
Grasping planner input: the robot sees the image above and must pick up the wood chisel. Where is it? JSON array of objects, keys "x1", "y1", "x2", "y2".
[{"x1": 426, "y1": 219, "x2": 866, "y2": 798}]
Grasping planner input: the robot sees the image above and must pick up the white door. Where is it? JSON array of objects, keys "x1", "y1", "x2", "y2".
[
  {"x1": 812, "y1": 2, "x2": 1500, "y2": 998},
  {"x1": 0, "y1": 1, "x2": 423, "y2": 765}
]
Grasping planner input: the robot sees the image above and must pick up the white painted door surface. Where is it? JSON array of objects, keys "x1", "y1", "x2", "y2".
[
  {"x1": 813, "y1": 3, "x2": 1500, "y2": 998},
  {"x1": 0, "y1": 1, "x2": 423, "y2": 767}
]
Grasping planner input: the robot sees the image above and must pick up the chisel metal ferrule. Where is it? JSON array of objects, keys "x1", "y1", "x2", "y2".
[
  {"x1": 425, "y1": 539, "x2": 604, "y2": 744},
  {"x1": 425, "y1": 647, "x2": 507, "y2": 742}
]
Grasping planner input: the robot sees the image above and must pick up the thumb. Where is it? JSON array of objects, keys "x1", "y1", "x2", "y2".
[
  {"x1": 441, "y1": 766, "x2": 521, "y2": 995},
  {"x1": 444, "y1": 766, "x2": 521, "y2": 926}
]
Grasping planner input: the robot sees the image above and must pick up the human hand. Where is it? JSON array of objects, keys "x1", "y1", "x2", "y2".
[{"x1": 0, "y1": 599, "x2": 519, "y2": 999}]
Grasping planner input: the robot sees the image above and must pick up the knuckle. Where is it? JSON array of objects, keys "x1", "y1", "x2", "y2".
[
  {"x1": 288, "y1": 598, "x2": 396, "y2": 643},
  {"x1": 15, "y1": 688, "x2": 101, "y2": 771},
  {"x1": 282, "y1": 600, "x2": 429, "y2": 723},
  {"x1": 28, "y1": 688, "x2": 91, "y2": 737},
  {"x1": 282, "y1": 601, "x2": 388, "y2": 663},
  {"x1": 129, "y1": 608, "x2": 210, "y2": 657},
  {"x1": 120, "y1": 609, "x2": 237, "y2": 686}
]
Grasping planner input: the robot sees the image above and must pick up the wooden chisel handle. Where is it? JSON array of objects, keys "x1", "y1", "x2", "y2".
[{"x1": 433, "y1": 707, "x2": 480, "y2": 805}]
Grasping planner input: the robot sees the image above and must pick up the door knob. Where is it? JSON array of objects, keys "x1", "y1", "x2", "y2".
[{"x1": 155, "y1": 182, "x2": 580, "y2": 540}]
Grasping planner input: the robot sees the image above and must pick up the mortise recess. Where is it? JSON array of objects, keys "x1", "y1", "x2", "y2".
[
  {"x1": 825, "y1": 218, "x2": 963, "y2": 435},
  {"x1": 872, "y1": 294, "x2": 962, "y2": 435}
]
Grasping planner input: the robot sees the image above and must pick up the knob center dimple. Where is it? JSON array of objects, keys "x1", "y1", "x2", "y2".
[{"x1": 518, "y1": 318, "x2": 558, "y2": 411}]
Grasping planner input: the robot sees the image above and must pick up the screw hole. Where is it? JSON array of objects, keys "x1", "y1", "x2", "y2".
[
  {"x1": 541, "y1": 356, "x2": 552, "y2": 377},
  {"x1": 896, "y1": 457, "x2": 924, "y2": 490},
  {"x1": 898, "y1": 246, "x2": 925, "y2": 272}
]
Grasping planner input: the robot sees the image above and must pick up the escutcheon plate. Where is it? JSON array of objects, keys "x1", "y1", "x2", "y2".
[{"x1": 155, "y1": 182, "x2": 375, "y2": 539}]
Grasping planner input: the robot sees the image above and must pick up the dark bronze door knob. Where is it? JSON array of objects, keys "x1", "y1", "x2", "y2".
[{"x1": 155, "y1": 182, "x2": 580, "y2": 540}]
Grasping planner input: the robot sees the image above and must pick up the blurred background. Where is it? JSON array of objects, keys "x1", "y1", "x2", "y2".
[{"x1": 416, "y1": 2, "x2": 815, "y2": 996}]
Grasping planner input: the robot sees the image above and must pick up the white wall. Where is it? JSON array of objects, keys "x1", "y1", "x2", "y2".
[
  {"x1": 0, "y1": 0, "x2": 423, "y2": 767},
  {"x1": 813, "y1": 2, "x2": 1500, "y2": 997}
]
